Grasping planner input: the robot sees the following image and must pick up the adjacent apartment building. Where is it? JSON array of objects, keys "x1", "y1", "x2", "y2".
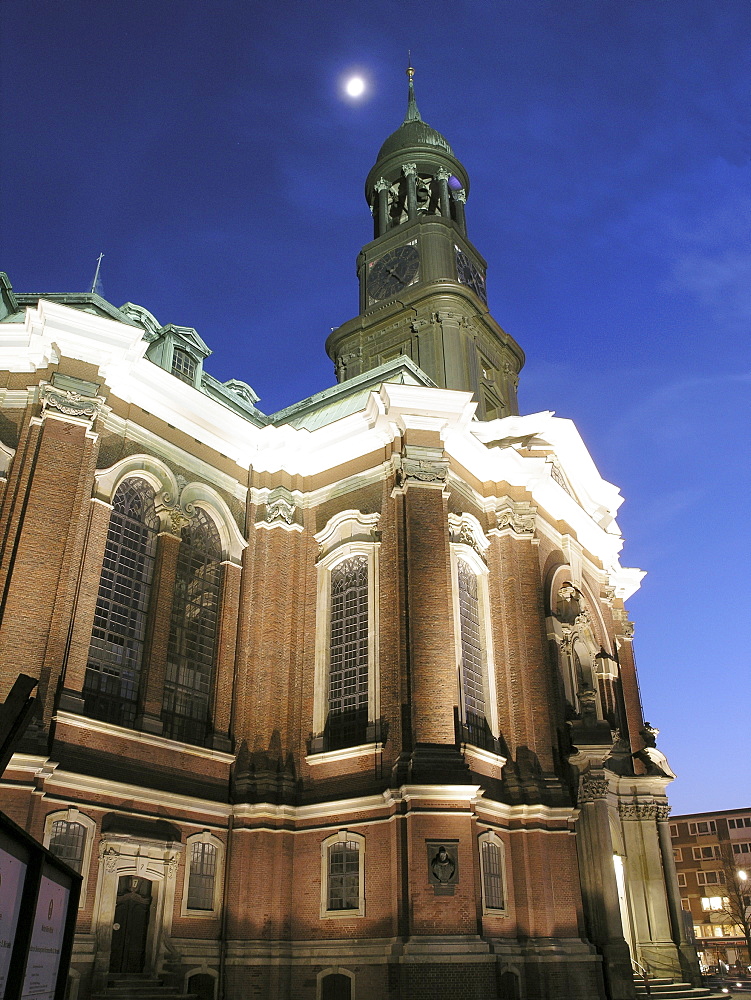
[{"x1": 670, "y1": 809, "x2": 751, "y2": 972}]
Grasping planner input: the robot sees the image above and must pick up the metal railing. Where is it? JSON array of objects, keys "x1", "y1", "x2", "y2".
[{"x1": 632, "y1": 958, "x2": 652, "y2": 995}]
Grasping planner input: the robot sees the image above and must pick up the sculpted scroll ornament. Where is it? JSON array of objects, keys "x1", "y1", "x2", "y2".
[
  {"x1": 101, "y1": 846, "x2": 119, "y2": 873},
  {"x1": 40, "y1": 383, "x2": 106, "y2": 421},
  {"x1": 397, "y1": 457, "x2": 449, "y2": 488},
  {"x1": 157, "y1": 476, "x2": 194, "y2": 533},
  {"x1": 495, "y1": 498, "x2": 537, "y2": 536},
  {"x1": 263, "y1": 486, "x2": 297, "y2": 526}
]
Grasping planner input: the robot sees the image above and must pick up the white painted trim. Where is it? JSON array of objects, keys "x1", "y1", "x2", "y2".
[
  {"x1": 312, "y1": 512, "x2": 381, "y2": 745},
  {"x1": 54, "y1": 711, "x2": 235, "y2": 763},
  {"x1": 449, "y1": 541, "x2": 500, "y2": 739},
  {"x1": 478, "y1": 830, "x2": 509, "y2": 917},
  {"x1": 305, "y1": 743, "x2": 383, "y2": 766},
  {"x1": 43, "y1": 807, "x2": 96, "y2": 908},
  {"x1": 320, "y1": 830, "x2": 366, "y2": 920},
  {"x1": 181, "y1": 831, "x2": 225, "y2": 918}
]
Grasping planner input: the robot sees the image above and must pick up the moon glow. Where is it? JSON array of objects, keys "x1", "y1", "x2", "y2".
[{"x1": 345, "y1": 76, "x2": 366, "y2": 98}]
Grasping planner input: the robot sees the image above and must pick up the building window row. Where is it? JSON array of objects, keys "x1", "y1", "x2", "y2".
[
  {"x1": 45, "y1": 813, "x2": 507, "y2": 922},
  {"x1": 693, "y1": 845, "x2": 721, "y2": 860},
  {"x1": 697, "y1": 870, "x2": 726, "y2": 886},
  {"x1": 313, "y1": 511, "x2": 502, "y2": 757},
  {"x1": 732, "y1": 842, "x2": 751, "y2": 854},
  {"x1": 729, "y1": 816, "x2": 751, "y2": 829},
  {"x1": 689, "y1": 821, "x2": 717, "y2": 836}
]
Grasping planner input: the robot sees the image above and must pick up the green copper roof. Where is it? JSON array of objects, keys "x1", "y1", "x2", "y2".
[{"x1": 376, "y1": 69, "x2": 454, "y2": 161}]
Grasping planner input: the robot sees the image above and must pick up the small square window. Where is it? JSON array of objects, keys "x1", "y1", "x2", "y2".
[{"x1": 172, "y1": 348, "x2": 197, "y2": 385}]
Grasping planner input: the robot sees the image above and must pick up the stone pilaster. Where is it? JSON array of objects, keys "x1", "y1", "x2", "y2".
[
  {"x1": 0, "y1": 381, "x2": 105, "y2": 722},
  {"x1": 58, "y1": 497, "x2": 114, "y2": 712},
  {"x1": 575, "y1": 771, "x2": 636, "y2": 1000},
  {"x1": 619, "y1": 799, "x2": 683, "y2": 981},
  {"x1": 209, "y1": 560, "x2": 242, "y2": 751},
  {"x1": 138, "y1": 530, "x2": 182, "y2": 734}
]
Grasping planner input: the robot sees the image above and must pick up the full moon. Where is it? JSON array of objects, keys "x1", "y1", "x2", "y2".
[{"x1": 345, "y1": 76, "x2": 366, "y2": 98}]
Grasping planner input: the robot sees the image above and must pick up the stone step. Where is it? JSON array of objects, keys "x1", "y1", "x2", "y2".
[
  {"x1": 633, "y1": 979, "x2": 725, "y2": 999},
  {"x1": 92, "y1": 977, "x2": 197, "y2": 1000}
]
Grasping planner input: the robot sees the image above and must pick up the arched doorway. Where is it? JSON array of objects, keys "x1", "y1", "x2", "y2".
[
  {"x1": 109, "y1": 876, "x2": 153, "y2": 973},
  {"x1": 320, "y1": 971, "x2": 353, "y2": 1000}
]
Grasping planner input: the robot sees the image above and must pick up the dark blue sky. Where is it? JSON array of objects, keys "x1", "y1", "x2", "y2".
[{"x1": 2, "y1": 0, "x2": 749, "y2": 813}]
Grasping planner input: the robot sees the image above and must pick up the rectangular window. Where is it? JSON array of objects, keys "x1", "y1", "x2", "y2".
[
  {"x1": 327, "y1": 841, "x2": 360, "y2": 911},
  {"x1": 327, "y1": 556, "x2": 369, "y2": 750},
  {"x1": 732, "y1": 842, "x2": 751, "y2": 854},
  {"x1": 693, "y1": 846, "x2": 721, "y2": 860},
  {"x1": 689, "y1": 821, "x2": 717, "y2": 835},
  {"x1": 480, "y1": 838, "x2": 505, "y2": 911},
  {"x1": 48, "y1": 820, "x2": 86, "y2": 874},
  {"x1": 669, "y1": 823, "x2": 679, "y2": 838},
  {"x1": 697, "y1": 871, "x2": 724, "y2": 886},
  {"x1": 701, "y1": 896, "x2": 727, "y2": 911},
  {"x1": 673, "y1": 848, "x2": 682, "y2": 862},
  {"x1": 171, "y1": 348, "x2": 197, "y2": 385},
  {"x1": 677, "y1": 872, "x2": 686, "y2": 887},
  {"x1": 681, "y1": 898, "x2": 691, "y2": 911},
  {"x1": 187, "y1": 841, "x2": 217, "y2": 910}
]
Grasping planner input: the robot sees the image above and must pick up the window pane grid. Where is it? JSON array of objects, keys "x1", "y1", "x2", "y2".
[
  {"x1": 49, "y1": 820, "x2": 86, "y2": 874},
  {"x1": 458, "y1": 560, "x2": 486, "y2": 718},
  {"x1": 187, "y1": 841, "x2": 217, "y2": 910},
  {"x1": 481, "y1": 840, "x2": 504, "y2": 910},
  {"x1": 328, "y1": 841, "x2": 360, "y2": 910},
  {"x1": 327, "y1": 557, "x2": 368, "y2": 749},
  {"x1": 162, "y1": 509, "x2": 222, "y2": 745},
  {"x1": 172, "y1": 348, "x2": 197, "y2": 384},
  {"x1": 84, "y1": 479, "x2": 158, "y2": 728}
]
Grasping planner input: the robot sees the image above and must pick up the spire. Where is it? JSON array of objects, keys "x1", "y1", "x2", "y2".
[
  {"x1": 404, "y1": 57, "x2": 421, "y2": 123},
  {"x1": 90, "y1": 252, "x2": 104, "y2": 296}
]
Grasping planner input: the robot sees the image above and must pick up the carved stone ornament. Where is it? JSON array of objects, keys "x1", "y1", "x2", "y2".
[
  {"x1": 397, "y1": 457, "x2": 449, "y2": 488},
  {"x1": 101, "y1": 846, "x2": 119, "y2": 873},
  {"x1": 502, "y1": 360, "x2": 520, "y2": 390},
  {"x1": 579, "y1": 772, "x2": 609, "y2": 803},
  {"x1": 40, "y1": 382, "x2": 106, "y2": 421},
  {"x1": 157, "y1": 477, "x2": 195, "y2": 534},
  {"x1": 602, "y1": 586, "x2": 616, "y2": 607},
  {"x1": 611, "y1": 607, "x2": 635, "y2": 639},
  {"x1": 166, "y1": 856, "x2": 178, "y2": 880},
  {"x1": 448, "y1": 512, "x2": 489, "y2": 560},
  {"x1": 495, "y1": 498, "x2": 537, "y2": 536},
  {"x1": 264, "y1": 486, "x2": 297, "y2": 526},
  {"x1": 401, "y1": 161, "x2": 418, "y2": 177},
  {"x1": 619, "y1": 801, "x2": 659, "y2": 821}
]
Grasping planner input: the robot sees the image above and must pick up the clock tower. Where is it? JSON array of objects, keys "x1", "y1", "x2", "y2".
[{"x1": 326, "y1": 67, "x2": 525, "y2": 420}]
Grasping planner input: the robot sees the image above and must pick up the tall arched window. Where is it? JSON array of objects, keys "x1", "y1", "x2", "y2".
[
  {"x1": 327, "y1": 555, "x2": 368, "y2": 750},
  {"x1": 84, "y1": 478, "x2": 159, "y2": 727},
  {"x1": 457, "y1": 558, "x2": 487, "y2": 743},
  {"x1": 48, "y1": 819, "x2": 86, "y2": 873},
  {"x1": 162, "y1": 508, "x2": 222, "y2": 744}
]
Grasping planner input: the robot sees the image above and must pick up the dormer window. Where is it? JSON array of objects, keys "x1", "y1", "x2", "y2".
[{"x1": 172, "y1": 348, "x2": 197, "y2": 385}]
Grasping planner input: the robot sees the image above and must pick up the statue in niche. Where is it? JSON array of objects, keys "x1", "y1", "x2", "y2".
[
  {"x1": 557, "y1": 583, "x2": 583, "y2": 623},
  {"x1": 430, "y1": 845, "x2": 456, "y2": 884}
]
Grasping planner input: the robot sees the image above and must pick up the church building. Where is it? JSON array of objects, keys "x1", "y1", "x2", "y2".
[{"x1": 0, "y1": 71, "x2": 699, "y2": 1000}]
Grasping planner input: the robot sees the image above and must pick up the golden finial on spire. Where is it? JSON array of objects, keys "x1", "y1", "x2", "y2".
[{"x1": 407, "y1": 51, "x2": 414, "y2": 80}]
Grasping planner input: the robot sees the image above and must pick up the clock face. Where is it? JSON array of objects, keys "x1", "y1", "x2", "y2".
[
  {"x1": 455, "y1": 248, "x2": 487, "y2": 303},
  {"x1": 368, "y1": 245, "x2": 420, "y2": 302}
]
